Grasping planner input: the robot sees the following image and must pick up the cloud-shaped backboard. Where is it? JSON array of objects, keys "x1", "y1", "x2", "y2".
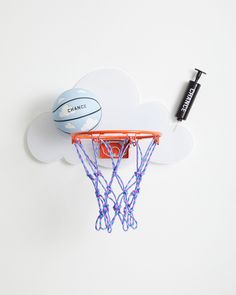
[{"x1": 27, "y1": 68, "x2": 193, "y2": 167}]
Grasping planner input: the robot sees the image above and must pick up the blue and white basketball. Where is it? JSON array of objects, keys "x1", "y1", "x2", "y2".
[{"x1": 52, "y1": 88, "x2": 102, "y2": 134}]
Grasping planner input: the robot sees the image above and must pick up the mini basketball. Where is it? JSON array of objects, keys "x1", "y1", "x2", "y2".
[{"x1": 52, "y1": 88, "x2": 102, "y2": 134}]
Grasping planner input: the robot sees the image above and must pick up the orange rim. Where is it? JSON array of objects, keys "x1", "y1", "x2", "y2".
[{"x1": 72, "y1": 130, "x2": 161, "y2": 144}]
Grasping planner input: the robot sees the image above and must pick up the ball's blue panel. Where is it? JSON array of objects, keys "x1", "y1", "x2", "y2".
[{"x1": 52, "y1": 88, "x2": 102, "y2": 133}]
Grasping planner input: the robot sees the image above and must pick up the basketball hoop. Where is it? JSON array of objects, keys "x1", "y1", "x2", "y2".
[{"x1": 72, "y1": 130, "x2": 161, "y2": 233}]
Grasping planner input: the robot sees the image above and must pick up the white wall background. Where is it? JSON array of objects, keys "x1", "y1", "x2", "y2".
[{"x1": 0, "y1": 0, "x2": 236, "y2": 294}]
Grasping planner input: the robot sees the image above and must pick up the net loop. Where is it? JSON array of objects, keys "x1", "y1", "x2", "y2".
[
  {"x1": 87, "y1": 173, "x2": 94, "y2": 181},
  {"x1": 106, "y1": 185, "x2": 112, "y2": 194},
  {"x1": 94, "y1": 171, "x2": 102, "y2": 177},
  {"x1": 113, "y1": 203, "x2": 121, "y2": 212}
]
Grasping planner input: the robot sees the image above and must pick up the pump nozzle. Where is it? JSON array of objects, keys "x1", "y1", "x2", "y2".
[{"x1": 194, "y1": 68, "x2": 206, "y2": 83}]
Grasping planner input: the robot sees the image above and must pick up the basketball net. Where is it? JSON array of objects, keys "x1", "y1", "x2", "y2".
[{"x1": 73, "y1": 132, "x2": 160, "y2": 233}]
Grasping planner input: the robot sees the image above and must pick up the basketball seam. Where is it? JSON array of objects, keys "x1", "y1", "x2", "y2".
[
  {"x1": 53, "y1": 107, "x2": 102, "y2": 122},
  {"x1": 52, "y1": 97, "x2": 100, "y2": 113}
]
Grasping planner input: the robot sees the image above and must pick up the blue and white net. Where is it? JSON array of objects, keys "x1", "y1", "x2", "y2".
[{"x1": 74, "y1": 136, "x2": 159, "y2": 233}]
